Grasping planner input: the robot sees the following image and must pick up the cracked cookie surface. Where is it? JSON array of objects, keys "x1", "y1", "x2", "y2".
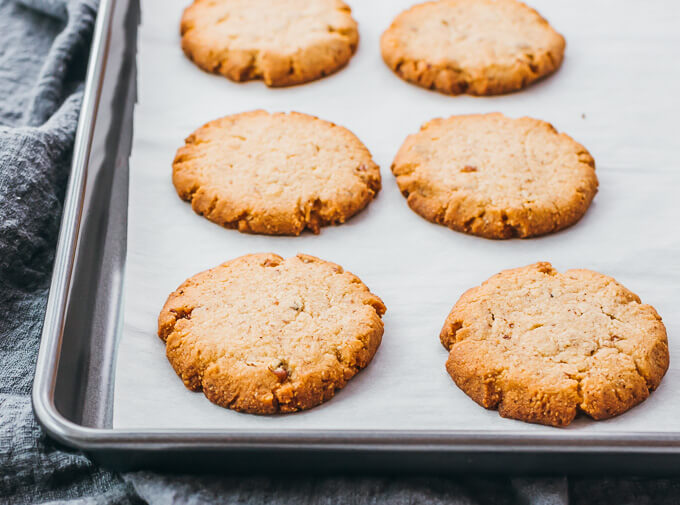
[
  {"x1": 440, "y1": 262, "x2": 669, "y2": 427},
  {"x1": 173, "y1": 110, "x2": 381, "y2": 235},
  {"x1": 391, "y1": 113, "x2": 597, "y2": 239},
  {"x1": 180, "y1": 0, "x2": 358, "y2": 86},
  {"x1": 158, "y1": 253, "x2": 386, "y2": 414},
  {"x1": 381, "y1": 0, "x2": 565, "y2": 95}
]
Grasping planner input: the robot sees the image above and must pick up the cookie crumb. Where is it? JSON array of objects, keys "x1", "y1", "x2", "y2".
[{"x1": 271, "y1": 366, "x2": 289, "y2": 382}]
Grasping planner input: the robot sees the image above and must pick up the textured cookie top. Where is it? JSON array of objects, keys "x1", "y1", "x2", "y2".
[
  {"x1": 173, "y1": 110, "x2": 381, "y2": 235},
  {"x1": 159, "y1": 253, "x2": 386, "y2": 414},
  {"x1": 441, "y1": 263, "x2": 669, "y2": 427},
  {"x1": 381, "y1": 0, "x2": 565, "y2": 95},
  {"x1": 181, "y1": 0, "x2": 359, "y2": 86},
  {"x1": 392, "y1": 113, "x2": 597, "y2": 238}
]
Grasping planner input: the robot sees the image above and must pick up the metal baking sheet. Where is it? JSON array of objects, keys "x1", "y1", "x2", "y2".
[
  {"x1": 33, "y1": 0, "x2": 680, "y2": 473},
  {"x1": 114, "y1": 0, "x2": 680, "y2": 435}
]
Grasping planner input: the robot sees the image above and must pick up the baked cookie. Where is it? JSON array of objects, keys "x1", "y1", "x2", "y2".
[
  {"x1": 180, "y1": 0, "x2": 359, "y2": 86},
  {"x1": 381, "y1": 0, "x2": 565, "y2": 95},
  {"x1": 391, "y1": 113, "x2": 597, "y2": 239},
  {"x1": 158, "y1": 253, "x2": 386, "y2": 414},
  {"x1": 173, "y1": 110, "x2": 381, "y2": 235},
  {"x1": 440, "y1": 262, "x2": 669, "y2": 427}
]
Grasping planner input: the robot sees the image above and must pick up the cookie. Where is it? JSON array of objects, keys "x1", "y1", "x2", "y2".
[
  {"x1": 381, "y1": 0, "x2": 565, "y2": 95},
  {"x1": 440, "y1": 262, "x2": 669, "y2": 427},
  {"x1": 158, "y1": 253, "x2": 386, "y2": 414},
  {"x1": 180, "y1": 0, "x2": 359, "y2": 87},
  {"x1": 391, "y1": 113, "x2": 597, "y2": 239},
  {"x1": 172, "y1": 110, "x2": 381, "y2": 235}
]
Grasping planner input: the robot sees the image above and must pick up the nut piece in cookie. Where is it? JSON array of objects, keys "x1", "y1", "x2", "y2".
[
  {"x1": 440, "y1": 262, "x2": 669, "y2": 427},
  {"x1": 158, "y1": 253, "x2": 386, "y2": 414},
  {"x1": 391, "y1": 113, "x2": 597, "y2": 239},
  {"x1": 381, "y1": 0, "x2": 565, "y2": 95},
  {"x1": 181, "y1": 0, "x2": 359, "y2": 86},
  {"x1": 173, "y1": 110, "x2": 381, "y2": 235}
]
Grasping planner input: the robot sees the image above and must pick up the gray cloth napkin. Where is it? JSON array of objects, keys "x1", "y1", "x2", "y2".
[
  {"x1": 1, "y1": 1, "x2": 679, "y2": 503},
  {"x1": 0, "y1": 0, "x2": 138, "y2": 503}
]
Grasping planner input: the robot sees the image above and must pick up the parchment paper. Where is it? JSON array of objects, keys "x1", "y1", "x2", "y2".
[{"x1": 114, "y1": 0, "x2": 680, "y2": 433}]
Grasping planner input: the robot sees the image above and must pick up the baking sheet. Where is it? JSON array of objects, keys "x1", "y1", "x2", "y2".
[{"x1": 114, "y1": 0, "x2": 680, "y2": 433}]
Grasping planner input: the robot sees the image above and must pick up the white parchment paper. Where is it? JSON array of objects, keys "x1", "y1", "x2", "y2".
[{"x1": 114, "y1": 0, "x2": 680, "y2": 433}]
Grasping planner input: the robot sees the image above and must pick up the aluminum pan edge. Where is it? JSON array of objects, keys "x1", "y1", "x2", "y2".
[{"x1": 32, "y1": 0, "x2": 116, "y2": 448}]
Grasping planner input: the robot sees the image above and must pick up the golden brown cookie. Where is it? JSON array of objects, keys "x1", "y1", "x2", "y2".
[
  {"x1": 180, "y1": 0, "x2": 359, "y2": 86},
  {"x1": 440, "y1": 262, "x2": 669, "y2": 427},
  {"x1": 381, "y1": 0, "x2": 565, "y2": 95},
  {"x1": 391, "y1": 113, "x2": 597, "y2": 239},
  {"x1": 158, "y1": 253, "x2": 386, "y2": 414},
  {"x1": 173, "y1": 110, "x2": 381, "y2": 235}
]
